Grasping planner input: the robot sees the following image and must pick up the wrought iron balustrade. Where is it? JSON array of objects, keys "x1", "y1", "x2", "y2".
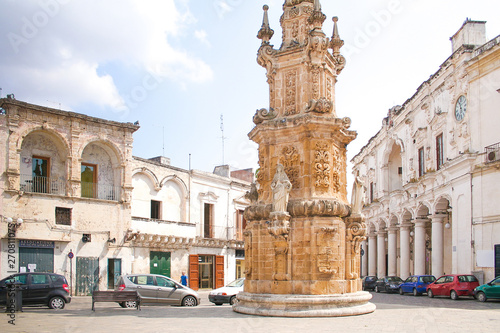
[
  {"x1": 81, "y1": 182, "x2": 120, "y2": 201},
  {"x1": 20, "y1": 174, "x2": 66, "y2": 195}
]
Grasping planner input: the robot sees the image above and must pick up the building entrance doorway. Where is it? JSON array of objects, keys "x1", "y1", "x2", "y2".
[
  {"x1": 188, "y1": 254, "x2": 224, "y2": 290},
  {"x1": 108, "y1": 258, "x2": 121, "y2": 289}
]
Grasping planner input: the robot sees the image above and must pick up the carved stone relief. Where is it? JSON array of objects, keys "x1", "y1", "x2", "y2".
[
  {"x1": 280, "y1": 146, "x2": 300, "y2": 188},
  {"x1": 314, "y1": 142, "x2": 331, "y2": 189},
  {"x1": 285, "y1": 70, "x2": 298, "y2": 116},
  {"x1": 243, "y1": 230, "x2": 252, "y2": 277},
  {"x1": 317, "y1": 227, "x2": 339, "y2": 275}
]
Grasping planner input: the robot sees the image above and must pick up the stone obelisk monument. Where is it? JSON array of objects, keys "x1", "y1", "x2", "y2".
[{"x1": 233, "y1": 0, "x2": 375, "y2": 317}]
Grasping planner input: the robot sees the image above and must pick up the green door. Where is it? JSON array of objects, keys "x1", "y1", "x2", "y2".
[
  {"x1": 150, "y1": 251, "x2": 171, "y2": 277},
  {"x1": 19, "y1": 247, "x2": 54, "y2": 273},
  {"x1": 108, "y1": 258, "x2": 122, "y2": 289},
  {"x1": 76, "y1": 257, "x2": 99, "y2": 295}
]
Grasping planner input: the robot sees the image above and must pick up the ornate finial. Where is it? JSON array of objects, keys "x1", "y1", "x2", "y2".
[
  {"x1": 257, "y1": 5, "x2": 274, "y2": 44},
  {"x1": 329, "y1": 16, "x2": 344, "y2": 54},
  {"x1": 308, "y1": 0, "x2": 326, "y2": 27},
  {"x1": 314, "y1": 0, "x2": 321, "y2": 11}
]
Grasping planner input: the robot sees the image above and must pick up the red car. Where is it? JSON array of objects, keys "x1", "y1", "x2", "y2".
[{"x1": 426, "y1": 274, "x2": 479, "y2": 300}]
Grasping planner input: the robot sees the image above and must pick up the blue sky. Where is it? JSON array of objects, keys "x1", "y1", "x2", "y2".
[{"x1": 2, "y1": 0, "x2": 500, "y2": 182}]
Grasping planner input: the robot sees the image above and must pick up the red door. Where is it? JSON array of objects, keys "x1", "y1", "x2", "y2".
[
  {"x1": 215, "y1": 255, "x2": 224, "y2": 289},
  {"x1": 189, "y1": 255, "x2": 199, "y2": 291}
]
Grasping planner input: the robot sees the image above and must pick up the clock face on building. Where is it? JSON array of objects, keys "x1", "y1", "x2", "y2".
[{"x1": 455, "y1": 95, "x2": 467, "y2": 121}]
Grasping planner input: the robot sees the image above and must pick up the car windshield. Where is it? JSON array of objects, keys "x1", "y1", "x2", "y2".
[
  {"x1": 458, "y1": 275, "x2": 478, "y2": 283},
  {"x1": 387, "y1": 277, "x2": 403, "y2": 282},
  {"x1": 421, "y1": 276, "x2": 436, "y2": 283},
  {"x1": 227, "y1": 278, "x2": 244, "y2": 287}
]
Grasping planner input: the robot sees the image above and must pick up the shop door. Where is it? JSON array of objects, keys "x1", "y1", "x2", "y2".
[
  {"x1": 76, "y1": 257, "x2": 99, "y2": 295},
  {"x1": 199, "y1": 255, "x2": 214, "y2": 289},
  {"x1": 19, "y1": 247, "x2": 54, "y2": 273},
  {"x1": 189, "y1": 255, "x2": 199, "y2": 290},
  {"x1": 107, "y1": 258, "x2": 122, "y2": 289},
  {"x1": 150, "y1": 251, "x2": 171, "y2": 277},
  {"x1": 215, "y1": 255, "x2": 224, "y2": 289}
]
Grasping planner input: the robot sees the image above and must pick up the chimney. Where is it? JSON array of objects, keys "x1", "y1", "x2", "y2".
[{"x1": 450, "y1": 19, "x2": 486, "y2": 53}]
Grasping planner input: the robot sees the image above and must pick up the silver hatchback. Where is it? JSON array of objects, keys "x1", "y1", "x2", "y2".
[{"x1": 115, "y1": 274, "x2": 200, "y2": 307}]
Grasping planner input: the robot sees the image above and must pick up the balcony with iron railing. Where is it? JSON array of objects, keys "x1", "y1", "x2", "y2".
[
  {"x1": 20, "y1": 174, "x2": 66, "y2": 195},
  {"x1": 19, "y1": 174, "x2": 120, "y2": 201},
  {"x1": 81, "y1": 182, "x2": 120, "y2": 201}
]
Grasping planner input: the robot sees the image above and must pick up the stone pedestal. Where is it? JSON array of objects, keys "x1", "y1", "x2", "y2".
[{"x1": 233, "y1": 292, "x2": 375, "y2": 317}]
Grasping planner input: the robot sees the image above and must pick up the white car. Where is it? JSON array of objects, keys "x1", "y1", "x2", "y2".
[{"x1": 208, "y1": 278, "x2": 244, "y2": 305}]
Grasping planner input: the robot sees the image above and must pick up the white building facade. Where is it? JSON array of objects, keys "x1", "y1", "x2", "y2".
[
  {"x1": 127, "y1": 158, "x2": 251, "y2": 290},
  {"x1": 352, "y1": 20, "x2": 500, "y2": 283}
]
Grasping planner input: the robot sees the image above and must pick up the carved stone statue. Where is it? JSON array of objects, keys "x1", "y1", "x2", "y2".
[
  {"x1": 351, "y1": 174, "x2": 365, "y2": 216},
  {"x1": 245, "y1": 182, "x2": 259, "y2": 204},
  {"x1": 271, "y1": 164, "x2": 292, "y2": 213}
]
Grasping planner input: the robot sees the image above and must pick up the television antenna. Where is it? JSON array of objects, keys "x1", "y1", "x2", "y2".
[{"x1": 220, "y1": 114, "x2": 227, "y2": 165}]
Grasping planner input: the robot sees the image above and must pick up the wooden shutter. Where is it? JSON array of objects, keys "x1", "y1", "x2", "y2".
[
  {"x1": 215, "y1": 255, "x2": 225, "y2": 289},
  {"x1": 189, "y1": 255, "x2": 199, "y2": 290}
]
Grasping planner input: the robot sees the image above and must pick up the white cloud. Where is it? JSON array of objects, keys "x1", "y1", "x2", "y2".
[
  {"x1": 194, "y1": 30, "x2": 211, "y2": 47},
  {"x1": 0, "y1": 0, "x2": 212, "y2": 112}
]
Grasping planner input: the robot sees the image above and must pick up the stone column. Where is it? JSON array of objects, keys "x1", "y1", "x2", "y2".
[
  {"x1": 387, "y1": 227, "x2": 398, "y2": 276},
  {"x1": 368, "y1": 234, "x2": 377, "y2": 276},
  {"x1": 377, "y1": 230, "x2": 387, "y2": 278},
  {"x1": 431, "y1": 213, "x2": 446, "y2": 277},
  {"x1": 399, "y1": 222, "x2": 411, "y2": 279},
  {"x1": 413, "y1": 218, "x2": 428, "y2": 275},
  {"x1": 361, "y1": 239, "x2": 368, "y2": 277}
]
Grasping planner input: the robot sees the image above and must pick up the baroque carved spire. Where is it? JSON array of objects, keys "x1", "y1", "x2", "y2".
[
  {"x1": 329, "y1": 16, "x2": 344, "y2": 55},
  {"x1": 329, "y1": 16, "x2": 346, "y2": 74},
  {"x1": 257, "y1": 5, "x2": 274, "y2": 44},
  {"x1": 308, "y1": 0, "x2": 326, "y2": 27}
]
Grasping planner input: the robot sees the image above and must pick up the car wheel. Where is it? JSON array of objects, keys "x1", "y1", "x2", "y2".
[
  {"x1": 413, "y1": 288, "x2": 420, "y2": 297},
  {"x1": 182, "y1": 296, "x2": 197, "y2": 307},
  {"x1": 477, "y1": 291, "x2": 487, "y2": 302},
  {"x1": 48, "y1": 296, "x2": 65, "y2": 309},
  {"x1": 123, "y1": 301, "x2": 137, "y2": 308},
  {"x1": 375, "y1": 286, "x2": 380, "y2": 293},
  {"x1": 450, "y1": 290, "x2": 459, "y2": 300},
  {"x1": 230, "y1": 296, "x2": 237, "y2": 305},
  {"x1": 214, "y1": 303, "x2": 223, "y2": 306},
  {"x1": 399, "y1": 287, "x2": 404, "y2": 295},
  {"x1": 427, "y1": 289, "x2": 434, "y2": 298},
  {"x1": 119, "y1": 302, "x2": 126, "y2": 308}
]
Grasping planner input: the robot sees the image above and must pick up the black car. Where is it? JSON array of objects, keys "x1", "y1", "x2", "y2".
[
  {"x1": 375, "y1": 276, "x2": 404, "y2": 293},
  {"x1": 0, "y1": 272, "x2": 71, "y2": 309},
  {"x1": 362, "y1": 276, "x2": 378, "y2": 291}
]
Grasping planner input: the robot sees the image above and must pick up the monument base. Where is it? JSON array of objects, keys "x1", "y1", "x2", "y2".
[{"x1": 233, "y1": 291, "x2": 375, "y2": 317}]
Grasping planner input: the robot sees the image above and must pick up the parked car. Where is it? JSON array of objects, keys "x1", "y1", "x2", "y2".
[
  {"x1": 427, "y1": 274, "x2": 479, "y2": 300},
  {"x1": 399, "y1": 275, "x2": 436, "y2": 296},
  {"x1": 474, "y1": 276, "x2": 500, "y2": 302},
  {"x1": 116, "y1": 274, "x2": 200, "y2": 307},
  {"x1": 209, "y1": 277, "x2": 244, "y2": 305},
  {"x1": 362, "y1": 276, "x2": 378, "y2": 291},
  {"x1": 0, "y1": 272, "x2": 71, "y2": 309},
  {"x1": 375, "y1": 276, "x2": 404, "y2": 293}
]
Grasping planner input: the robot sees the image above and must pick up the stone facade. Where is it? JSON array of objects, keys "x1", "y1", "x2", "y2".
[
  {"x1": 352, "y1": 20, "x2": 500, "y2": 283},
  {"x1": 0, "y1": 97, "x2": 138, "y2": 294},
  {"x1": 0, "y1": 97, "x2": 251, "y2": 293}
]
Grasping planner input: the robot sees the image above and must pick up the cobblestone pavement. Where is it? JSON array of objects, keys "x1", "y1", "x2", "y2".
[{"x1": 2, "y1": 291, "x2": 500, "y2": 333}]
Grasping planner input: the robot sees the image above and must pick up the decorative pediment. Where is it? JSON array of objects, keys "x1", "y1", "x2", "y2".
[{"x1": 199, "y1": 191, "x2": 219, "y2": 203}]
